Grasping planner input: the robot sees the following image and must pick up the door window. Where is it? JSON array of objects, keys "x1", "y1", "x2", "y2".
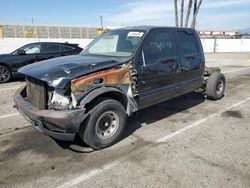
[
  {"x1": 177, "y1": 31, "x2": 198, "y2": 55},
  {"x1": 142, "y1": 31, "x2": 175, "y2": 65},
  {"x1": 60, "y1": 45, "x2": 74, "y2": 52},
  {"x1": 21, "y1": 44, "x2": 41, "y2": 54},
  {"x1": 42, "y1": 44, "x2": 60, "y2": 53}
]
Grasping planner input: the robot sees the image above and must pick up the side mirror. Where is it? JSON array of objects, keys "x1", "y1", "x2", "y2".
[{"x1": 18, "y1": 50, "x2": 26, "y2": 55}]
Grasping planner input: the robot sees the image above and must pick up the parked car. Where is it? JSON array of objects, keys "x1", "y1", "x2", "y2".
[
  {"x1": 14, "y1": 26, "x2": 226, "y2": 149},
  {"x1": 0, "y1": 42, "x2": 83, "y2": 83}
]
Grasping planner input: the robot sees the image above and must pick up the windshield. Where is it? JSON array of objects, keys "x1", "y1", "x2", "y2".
[{"x1": 82, "y1": 30, "x2": 145, "y2": 57}]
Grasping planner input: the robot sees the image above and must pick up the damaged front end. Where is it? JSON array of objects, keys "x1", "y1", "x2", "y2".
[
  {"x1": 70, "y1": 62, "x2": 139, "y2": 114},
  {"x1": 46, "y1": 61, "x2": 139, "y2": 114},
  {"x1": 14, "y1": 61, "x2": 139, "y2": 141}
]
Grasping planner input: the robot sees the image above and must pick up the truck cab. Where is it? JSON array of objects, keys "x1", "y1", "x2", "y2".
[
  {"x1": 14, "y1": 26, "x2": 225, "y2": 149},
  {"x1": 135, "y1": 27, "x2": 205, "y2": 108}
]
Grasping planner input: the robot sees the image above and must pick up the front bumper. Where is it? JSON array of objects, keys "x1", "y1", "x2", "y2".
[{"x1": 13, "y1": 86, "x2": 86, "y2": 141}]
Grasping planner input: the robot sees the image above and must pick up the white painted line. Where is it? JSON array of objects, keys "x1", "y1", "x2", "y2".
[
  {"x1": 155, "y1": 115, "x2": 216, "y2": 143},
  {"x1": 0, "y1": 113, "x2": 20, "y2": 119},
  {"x1": 155, "y1": 97, "x2": 250, "y2": 143},
  {"x1": 57, "y1": 160, "x2": 122, "y2": 188},
  {"x1": 57, "y1": 97, "x2": 250, "y2": 188}
]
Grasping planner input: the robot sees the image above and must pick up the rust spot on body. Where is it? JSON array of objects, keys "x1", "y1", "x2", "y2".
[{"x1": 71, "y1": 65, "x2": 130, "y2": 94}]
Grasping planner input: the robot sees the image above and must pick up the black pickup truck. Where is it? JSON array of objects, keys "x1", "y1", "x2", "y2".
[{"x1": 14, "y1": 26, "x2": 225, "y2": 149}]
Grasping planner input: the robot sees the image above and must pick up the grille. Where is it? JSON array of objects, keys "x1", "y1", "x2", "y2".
[{"x1": 26, "y1": 76, "x2": 47, "y2": 110}]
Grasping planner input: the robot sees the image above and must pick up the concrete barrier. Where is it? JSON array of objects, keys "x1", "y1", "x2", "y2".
[
  {"x1": 201, "y1": 39, "x2": 250, "y2": 53},
  {"x1": 0, "y1": 38, "x2": 250, "y2": 54}
]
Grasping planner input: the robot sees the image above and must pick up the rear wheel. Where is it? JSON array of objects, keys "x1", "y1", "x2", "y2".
[
  {"x1": 206, "y1": 72, "x2": 226, "y2": 100},
  {"x1": 0, "y1": 65, "x2": 12, "y2": 83},
  {"x1": 80, "y1": 98, "x2": 127, "y2": 149}
]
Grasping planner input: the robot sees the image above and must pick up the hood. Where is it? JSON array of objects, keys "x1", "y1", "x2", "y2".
[{"x1": 18, "y1": 55, "x2": 128, "y2": 88}]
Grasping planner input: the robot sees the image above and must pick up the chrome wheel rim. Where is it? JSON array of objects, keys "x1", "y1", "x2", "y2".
[
  {"x1": 96, "y1": 111, "x2": 119, "y2": 139},
  {"x1": 0, "y1": 67, "x2": 10, "y2": 82},
  {"x1": 216, "y1": 80, "x2": 224, "y2": 95}
]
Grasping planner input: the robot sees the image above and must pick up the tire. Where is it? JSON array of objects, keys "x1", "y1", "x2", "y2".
[
  {"x1": 206, "y1": 72, "x2": 225, "y2": 100},
  {"x1": 0, "y1": 65, "x2": 12, "y2": 83},
  {"x1": 80, "y1": 98, "x2": 127, "y2": 149}
]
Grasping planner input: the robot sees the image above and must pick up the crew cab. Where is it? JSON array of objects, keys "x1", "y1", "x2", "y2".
[{"x1": 14, "y1": 26, "x2": 226, "y2": 149}]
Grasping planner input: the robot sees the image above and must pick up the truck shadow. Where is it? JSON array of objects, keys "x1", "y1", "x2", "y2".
[
  {"x1": 55, "y1": 92, "x2": 205, "y2": 153},
  {"x1": 123, "y1": 91, "x2": 205, "y2": 139}
]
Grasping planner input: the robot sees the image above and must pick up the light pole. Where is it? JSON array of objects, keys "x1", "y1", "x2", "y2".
[{"x1": 100, "y1": 16, "x2": 103, "y2": 28}]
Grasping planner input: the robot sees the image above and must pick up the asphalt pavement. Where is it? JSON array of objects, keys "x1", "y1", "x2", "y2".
[{"x1": 0, "y1": 52, "x2": 250, "y2": 188}]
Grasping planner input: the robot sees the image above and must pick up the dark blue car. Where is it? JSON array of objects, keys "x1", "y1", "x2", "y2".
[{"x1": 0, "y1": 42, "x2": 83, "y2": 83}]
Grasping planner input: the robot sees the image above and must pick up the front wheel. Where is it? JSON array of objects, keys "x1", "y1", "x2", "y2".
[
  {"x1": 0, "y1": 65, "x2": 12, "y2": 83},
  {"x1": 206, "y1": 72, "x2": 226, "y2": 100},
  {"x1": 80, "y1": 98, "x2": 127, "y2": 149}
]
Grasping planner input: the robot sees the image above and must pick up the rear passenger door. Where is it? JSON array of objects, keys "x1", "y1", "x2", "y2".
[
  {"x1": 37, "y1": 44, "x2": 61, "y2": 61},
  {"x1": 59, "y1": 44, "x2": 75, "y2": 55},
  {"x1": 175, "y1": 30, "x2": 204, "y2": 94},
  {"x1": 138, "y1": 30, "x2": 178, "y2": 108}
]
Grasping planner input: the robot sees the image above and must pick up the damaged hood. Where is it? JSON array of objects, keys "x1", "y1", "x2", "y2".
[{"x1": 18, "y1": 55, "x2": 128, "y2": 88}]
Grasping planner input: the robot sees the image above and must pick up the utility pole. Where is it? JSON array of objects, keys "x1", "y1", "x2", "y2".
[
  {"x1": 100, "y1": 16, "x2": 103, "y2": 28},
  {"x1": 31, "y1": 17, "x2": 35, "y2": 39}
]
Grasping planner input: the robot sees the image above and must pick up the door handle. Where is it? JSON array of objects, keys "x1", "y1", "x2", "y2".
[
  {"x1": 184, "y1": 53, "x2": 196, "y2": 60},
  {"x1": 33, "y1": 55, "x2": 39, "y2": 62},
  {"x1": 162, "y1": 58, "x2": 177, "y2": 64}
]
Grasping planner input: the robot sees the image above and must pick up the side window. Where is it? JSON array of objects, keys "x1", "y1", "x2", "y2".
[
  {"x1": 22, "y1": 44, "x2": 41, "y2": 54},
  {"x1": 42, "y1": 44, "x2": 60, "y2": 53},
  {"x1": 142, "y1": 31, "x2": 175, "y2": 65},
  {"x1": 60, "y1": 45, "x2": 74, "y2": 52},
  {"x1": 177, "y1": 31, "x2": 198, "y2": 55}
]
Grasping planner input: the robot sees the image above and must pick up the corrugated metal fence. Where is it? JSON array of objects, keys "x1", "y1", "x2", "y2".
[{"x1": 0, "y1": 24, "x2": 99, "y2": 39}]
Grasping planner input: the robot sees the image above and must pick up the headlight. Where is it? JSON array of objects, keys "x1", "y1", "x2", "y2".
[{"x1": 49, "y1": 88, "x2": 71, "y2": 110}]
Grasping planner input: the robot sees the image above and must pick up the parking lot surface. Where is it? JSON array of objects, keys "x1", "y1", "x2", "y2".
[{"x1": 0, "y1": 53, "x2": 250, "y2": 188}]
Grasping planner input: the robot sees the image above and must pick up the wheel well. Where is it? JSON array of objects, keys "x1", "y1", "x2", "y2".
[
  {"x1": 0, "y1": 62, "x2": 11, "y2": 70},
  {"x1": 84, "y1": 91, "x2": 128, "y2": 114}
]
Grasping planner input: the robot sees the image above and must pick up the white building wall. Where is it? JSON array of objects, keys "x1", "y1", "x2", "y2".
[
  {"x1": 200, "y1": 39, "x2": 214, "y2": 53},
  {"x1": 240, "y1": 39, "x2": 250, "y2": 52},
  {"x1": 0, "y1": 38, "x2": 250, "y2": 54},
  {"x1": 216, "y1": 39, "x2": 242, "y2": 52},
  {"x1": 200, "y1": 39, "x2": 250, "y2": 53}
]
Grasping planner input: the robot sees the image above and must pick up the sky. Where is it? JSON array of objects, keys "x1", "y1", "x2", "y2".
[{"x1": 1, "y1": 0, "x2": 250, "y2": 30}]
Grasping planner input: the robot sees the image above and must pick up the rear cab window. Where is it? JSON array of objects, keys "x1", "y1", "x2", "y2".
[
  {"x1": 176, "y1": 30, "x2": 201, "y2": 70},
  {"x1": 177, "y1": 30, "x2": 199, "y2": 55}
]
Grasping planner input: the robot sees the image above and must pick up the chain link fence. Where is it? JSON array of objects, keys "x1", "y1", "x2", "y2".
[{"x1": 0, "y1": 24, "x2": 99, "y2": 39}]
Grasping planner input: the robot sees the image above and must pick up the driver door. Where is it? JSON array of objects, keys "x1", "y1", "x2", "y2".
[
  {"x1": 15, "y1": 43, "x2": 42, "y2": 68},
  {"x1": 138, "y1": 30, "x2": 178, "y2": 108}
]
